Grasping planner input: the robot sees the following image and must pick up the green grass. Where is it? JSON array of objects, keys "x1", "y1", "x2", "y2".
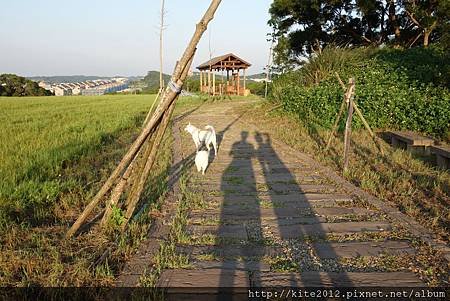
[
  {"x1": 0, "y1": 95, "x2": 155, "y2": 225},
  {"x1": 0, "y1": 93, "x2": 205, "y2": 286}
]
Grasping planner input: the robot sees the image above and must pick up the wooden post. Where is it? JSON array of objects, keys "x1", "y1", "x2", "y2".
[
  {"x1": 325, "y1": 98, "x2": 346, "y2": 151},
  {"x1": 237, "y1": 70, "x2": 240, "y2": 96},
  {"x1": 200, "y1": 70, "x2": 203, "y2": 92},
  {"x1": 335, "y1": 72, "x2": 384, "y2": 155},
  {"x1": 343, "y1": 78, "x2": 355, "y2": 173},
  {"x1": 243, "y1": 68, "x2": 246, "y2": 95},
  {"x1": 208, "y1": 69, "x2": 211, "y2": 95},
  {"x1": 213, "y1": 71, "x2": 216, "y2": 96},
  {"x1": 66, "y1": 0, "x2": 223, "y2": 238}
]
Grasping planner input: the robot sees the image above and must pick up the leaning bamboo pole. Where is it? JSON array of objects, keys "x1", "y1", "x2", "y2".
[{"x1": 66, "y1": 0, "x2": 223, "y2": 238}]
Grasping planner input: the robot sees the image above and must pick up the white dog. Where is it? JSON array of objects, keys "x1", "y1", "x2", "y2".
[
  {"x1": 184, "y1": 123, "x2": 218, "y2": 156},
  {"x1": 195, "y1": 150, "x2": 209, "y2": 175}
]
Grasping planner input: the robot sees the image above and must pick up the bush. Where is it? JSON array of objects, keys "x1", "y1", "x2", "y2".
[{"x1": 272, "y1": 46, "x2": 450, "y2": 139}]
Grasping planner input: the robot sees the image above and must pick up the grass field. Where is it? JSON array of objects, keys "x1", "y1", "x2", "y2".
[{"x1": 0, "y1": 94, "x2": 205, "y2": 285}]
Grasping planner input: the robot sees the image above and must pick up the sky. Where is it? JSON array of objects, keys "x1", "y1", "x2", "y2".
[{"x1": 0, "y1": 0, "x2": 274, "y2": 77}]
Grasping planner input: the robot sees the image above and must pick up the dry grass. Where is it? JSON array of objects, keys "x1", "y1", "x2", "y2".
[{"x1": 236, "y1": 101, "x2": 450, "y2": 243}]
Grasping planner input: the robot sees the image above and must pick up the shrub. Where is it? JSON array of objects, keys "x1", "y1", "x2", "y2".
[{"x1": 272, "y1": 46, "x2": 450, "y2": 139}]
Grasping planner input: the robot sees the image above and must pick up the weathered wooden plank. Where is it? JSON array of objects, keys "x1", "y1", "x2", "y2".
[
  {"x1": 189, "y1": 207, "x2": 372, "y2": 222},
  {"x1": 252, "y1": 271, "x2": 423, "y2": 287},
  {"x1": 193, "y1": 174, "x2": 321, "y2": 184},
  {"x1": 193, "y1": 184, "x2": 337, "y2": 194},
  {"x1": 390, "y1": 131, "x2": 434, "y2": 146},
  {"x1": 187, "y1": 224, "x2": 248, "y2": 239},
  {"x1": 193, "y1": 260, "x2": 271, "y2": 271},
  {"x1": 265, "y1": 221, "x2": 391, "y2": 238},
  {"x1": 312, "y1": 240, "x2": 416, "y2": 258},
  {"x1": 157, "y1": 268, "x2": 250, "y2": 288},
  {"x1": 176, "y1": 245, "x2": 282, "y2": 257},
  {"x1": 204, "y1": 194, "x2": 353, "y2": 207}
]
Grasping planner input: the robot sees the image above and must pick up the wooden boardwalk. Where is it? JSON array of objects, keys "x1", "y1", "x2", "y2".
[
  {"x1": 155, "y1": 103, "x2": 427, "y2": 289},
  {"x1": 116, "y1": 102, "x2": 449, "y2": 290}
]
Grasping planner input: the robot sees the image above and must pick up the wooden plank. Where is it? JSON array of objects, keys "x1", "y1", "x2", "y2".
[
  {"x1": 265, "y1": 221, "x2": 391, "y2": 238},
  {"x1": 204, "y1": 194, "x2": 353, "y2": 205},
  {"x1": 390, "y1": 131, "x2": 434, "y2": 146},
  {"x1": 252, "y1": 271, "x2": 423, "y2": 287},
  {"x1": 312, "y1": 240, "x2": 416, "y2": 258},
  {"x1": 189, "y1": 207, "x2": 372, "y2": 222},
  {"x1": 192, "y1": 183, "x2": 336, "y2": 194},
  {"x1": 187, "y1": 224, "x2": 248, "y2": 239},
  {"x1": 193, "y1": 260, "x2": 271, "y2": 271},
  {"x1": 157, "y1": 268, "x2": 249, "y2": 288},
  {"x1": 176, "y1": 245, "x2": 282, "y2": 257},
  {"x1": 430, "y1": 144, "x2": 450, "y2": 158}
]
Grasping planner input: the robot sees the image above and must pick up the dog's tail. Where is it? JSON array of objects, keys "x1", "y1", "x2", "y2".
[{"x1": 205, "y1": 125, "x2": 217, "y2": 156}]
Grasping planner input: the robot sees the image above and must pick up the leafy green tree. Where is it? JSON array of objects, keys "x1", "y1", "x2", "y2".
[
  {"x1": 0, "y1": 74, "x2": 52, "y2": 97},
  {"x1": 268, "y1": 0, "x2": 450, "y2": 66}
]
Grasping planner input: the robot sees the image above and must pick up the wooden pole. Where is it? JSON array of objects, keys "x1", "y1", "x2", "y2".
[
  {"x1": 335, "y1": 72, "x2": 384, "y2": 155},
  {"x1": 159, "y1": 0, "x2": 166, "y2": 92},
  {"x1": 237, "y1": 70, "x2": 240, "y2": 96},
  {"x1": 265, "y1": 35, "x2": 274, "y2": 99},
  {"x1": 325, "y1": 98, "x2": 346, "y2": 151},
  {"x1": 66, "y1": 0, "x2": 223, "y2": 238},
  {"x1": 143, "y1": 91, "x2": 161, "y2": 127},
  {"x1": 208, "y1": 69, "x2": 211, "y2": 95},
  {"x1": 243, "y1": 68, "x2": 246, "y2": 94},
  {"x1": 213, "y1": 71, "x2": 216, "y2": 96},
  {"x1": 343, "y1": 78, "x2": 355, "y2": 173},
  {"x1": 200, "y1": 70, "x2": 203, "y2": 92}
]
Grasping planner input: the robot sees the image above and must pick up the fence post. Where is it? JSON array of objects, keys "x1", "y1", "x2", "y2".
[{"x1": 343, "y1": 78, "x2": 355, "y2": 173}]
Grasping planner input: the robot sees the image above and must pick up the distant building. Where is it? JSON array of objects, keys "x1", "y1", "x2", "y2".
[{"x1": 54, "y1": 86, "x2": 72, "y2": 96}]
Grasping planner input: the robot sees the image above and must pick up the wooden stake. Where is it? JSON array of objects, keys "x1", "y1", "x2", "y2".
[
  {"x1": 66, "y1": 0, "x2": 222, "y2": 238},
  {"x1": 343, "y1": 78, "x2": 355, "y2": 173},
  {"x1": 143, "y1": 91, "x2": 161, "y2": 127},
  {"x1": 325, "y1": 98, "x2": 346, "y2": 151},
  {"x1": 335, "y1": 72, "x2": 384, "y2": 155}
]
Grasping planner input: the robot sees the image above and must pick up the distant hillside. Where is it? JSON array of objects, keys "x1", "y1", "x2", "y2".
[
  {"x1": 141, "y1": 71, "x2": 171, "y2": 93},
  {"x1": 27, "y1": 75, "x2": 143, "y2": 84},
  {"x1": 1, "y1": 74, "x2": 53, "y2": 97}
]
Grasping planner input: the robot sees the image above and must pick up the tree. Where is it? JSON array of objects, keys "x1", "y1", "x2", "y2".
[
  {"x1": 268, "y1": 0, "x2": 449, "y2": 66},
  {"x1": 0, "y1": 74, "x2": 52, "y2": 97}
]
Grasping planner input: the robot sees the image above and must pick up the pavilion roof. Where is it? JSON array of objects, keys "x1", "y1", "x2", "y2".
[{"x1": 197, "y1": 53, "x2": 251, "y2": 71}]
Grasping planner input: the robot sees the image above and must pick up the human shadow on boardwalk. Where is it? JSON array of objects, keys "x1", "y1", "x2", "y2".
[
  {"x1": 253, "y1": 131, "x2": 352, "y2": 287},
  {"x1": 218, "y1": 131, "x2": 263, "y2": 299}
]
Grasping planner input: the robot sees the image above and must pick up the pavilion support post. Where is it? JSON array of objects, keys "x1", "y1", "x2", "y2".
[
  {"x1": 200, "y1": 70, "x2": 203, "y2": 93},
  {"x1": 208, "y1": 69, "x2": 211, "y2": 95},
  {"x1": 243, "y1": 68, "x2": 246, "y2": 94},
  {"x1": 213, "y1": 71, "x2": 216, "y2": 96},
  {"x1": 237, "y1": 70, "x2": 240, "y2": 96}
]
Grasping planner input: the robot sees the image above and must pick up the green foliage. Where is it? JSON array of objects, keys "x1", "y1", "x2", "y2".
[
  {"x1": 269, "y1": 0, "x2": 450, "y2": 64},
  {"x1": 0, "y1": 74, "x2": 53, "y2": 97},
  {"x1": 273, "y1": 46, "x2": 450, "y2": 139},
  {"x1": 246, "y1": 81, "x2": 267, "y2": 97},
  {"x1": 141, "y1": 71, "x2": 171, "y2": 93}
]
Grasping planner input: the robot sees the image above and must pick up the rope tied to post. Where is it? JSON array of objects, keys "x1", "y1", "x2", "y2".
[{"x1": 168, "y1": 80, "x2": 182, "y2": 94}]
